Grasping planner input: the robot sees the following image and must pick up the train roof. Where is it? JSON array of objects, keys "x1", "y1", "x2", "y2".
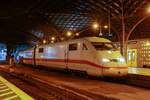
[
  {"x1": 22, "y1": 37, "x2": 112, "y2": 50},
  {"x1": 57, "y1": 37, "x2": 111, "y2": 43},
  {"x1": 38, "y1": 37, "x2": 111, "y2": 47},
  {"x1": 83, "y1": 37, "x2": 111, "y2": 42}
]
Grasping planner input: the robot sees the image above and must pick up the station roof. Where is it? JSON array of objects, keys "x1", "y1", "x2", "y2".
[{"x1": 0, "y1": 0, "x2": 150, "y2": 45}]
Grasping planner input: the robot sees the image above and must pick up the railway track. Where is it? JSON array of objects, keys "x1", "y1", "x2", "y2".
[
  {"x1": 0, "y1": 70, "x2": 60, "y2": 100},
  {"x1": 126, "y1": 74, "x2": 150, "y2": 88},
  {"x1": 13, "y1": 64, "x2": 150, "y2": 89},
  {"x1": 0, "y1": 68, "x2": 117, "y2": 100},
  {"x1": 36, "y1": 65, "x2": 150, "y2": 89},
  {"x1": 0, "y1": 65, "x2": 150, "y2": 100}
]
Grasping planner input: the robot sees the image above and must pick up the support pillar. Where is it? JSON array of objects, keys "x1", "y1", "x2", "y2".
[{"x1": 6, "y1": 43, "x2": 14, "y2": 64}]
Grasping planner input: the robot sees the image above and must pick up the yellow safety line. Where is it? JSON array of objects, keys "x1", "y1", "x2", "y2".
[
  {"x1": 0, "y1": 76, "x2": 34, "y2": 100},
  {"x1": 0, "y1": 91, "x2": 14, "y2": 96},
  {"x1": 3, "y1": 95, "x2": 19, "y2": 100},
  {"x1": 0, "y1": 85, "x2": 7, "y2": 89},
  {"x1": 0, "y1": 88, "x2": 10, "y2": 93}
]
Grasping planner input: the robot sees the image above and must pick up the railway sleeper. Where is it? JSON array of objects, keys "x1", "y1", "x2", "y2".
[{"x1": 10, "y1": 72, "x2": 94, "y2": 100}]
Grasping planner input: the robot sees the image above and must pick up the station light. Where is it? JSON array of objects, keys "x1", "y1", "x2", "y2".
[
  {"x1": 66, "y1": 31, "x2": 72, "y2": 37},
  {"x1": 103, "y1": 25, "x2": 108, "y2": 29},
  {"x1": 75, "y1": 33, "x2": 80, "y2": 36},
  {"x1": 60, "y1": 37, "x2": 64, "y2": 41},
  {"x1": 148, "y1": 6, "x2": 150, "y2": 13},
  {"x1": 51, "y1": 41, "x2": 54, "y2": 43},
  {"x1": 92, "y1": 22, "x2": 99, "y2": 29},
  {"x1": 51, "y1": 37, "x2": 56, "y2": 41},
  {"x1": 99, "y1": 33, "x2": 103, "y2": 36},
  {"x1": 43, "y1": 40, "x2": 47, "y2": 44}
]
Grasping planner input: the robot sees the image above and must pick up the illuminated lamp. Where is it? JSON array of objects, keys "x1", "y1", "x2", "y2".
[
  {"x1": 66, "y1": 31, "x2": 72, "y2": 37},
  {"x1": 43, "y1": 40, "x2": 46, "y2": 44}
]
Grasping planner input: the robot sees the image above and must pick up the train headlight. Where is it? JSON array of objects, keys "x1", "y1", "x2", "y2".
[
  {"x1": 119, "y1": 57, "x2": 125, "y2": 62},
  {"x1": 102, "y1": 58, "x2": 110, "y2": 63}
]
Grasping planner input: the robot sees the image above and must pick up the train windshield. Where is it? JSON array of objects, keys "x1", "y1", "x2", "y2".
[{"x1": 92, "y1": 42, "x2": 117, "y2": 50}]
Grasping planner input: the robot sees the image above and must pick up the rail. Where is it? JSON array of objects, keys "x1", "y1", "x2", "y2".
[
  {"x1": 127, "y1": 74, "x2": 150, "y2": 88},
  {"x1": 0, "y1": 68, "x2": 118, "y2": 100}
]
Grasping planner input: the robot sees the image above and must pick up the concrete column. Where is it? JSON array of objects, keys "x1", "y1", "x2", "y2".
[{"x1": 6, "y1": 43, "x2": 14, "y2": 64}]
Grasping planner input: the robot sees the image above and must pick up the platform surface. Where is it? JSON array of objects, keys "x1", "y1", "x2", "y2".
[
  {"x1": 0, "y1": 76, "x2": 33, "y2": 100},
  {"x1": 128, "y1": 67, "x2": 150, "y2": 76}
]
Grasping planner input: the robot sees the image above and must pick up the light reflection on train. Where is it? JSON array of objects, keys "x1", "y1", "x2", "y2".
[{"x1": 18, "y1": 37, "x2": 128, "y2": 76}]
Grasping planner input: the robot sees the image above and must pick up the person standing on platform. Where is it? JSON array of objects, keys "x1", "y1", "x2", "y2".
[{"x1": 9, "y1": 55, "x2": 15, "y2": 72}]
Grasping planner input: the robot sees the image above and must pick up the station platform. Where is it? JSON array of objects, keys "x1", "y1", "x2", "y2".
[
  {"x1": 0, "y1": 76, "x2": 33, "y2": 100},
  {"x1": 128, "y1": 67, "x2": 150, "y2": 76}
]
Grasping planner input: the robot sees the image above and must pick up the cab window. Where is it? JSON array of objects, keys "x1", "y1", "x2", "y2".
[
  {"x1": 69, "y1": 43, "x2": 77, "y2": 51},
  {"x1": 92, "y1": 42, "x2": 117, "y2": 50},
  {"x1": 39, "y1": 48, "x2": 44, "y2": 53},
  {"x1": 24, "y1": 51, "x2": 32, "y2": 58}
]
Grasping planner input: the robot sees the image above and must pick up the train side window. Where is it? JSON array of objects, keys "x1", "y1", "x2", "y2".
[
  {"x1": 82, "y1": 43, "x2": 88, "y2": 50},
  {"x1": 25, "y1": 51, "x2": 32, "y2": 57},
  {"x1": 69, "y1": 43, "x2": 77, "y2": 51},
  {"x1": 128, "y1": 51, "x2": 131, "y2": 61},
  {"x1": 132, "y1": 51, "x2": 135, "y2": 61},
  {"x1": 39, "y1": 48, "x2": 44, "y2": 53}
]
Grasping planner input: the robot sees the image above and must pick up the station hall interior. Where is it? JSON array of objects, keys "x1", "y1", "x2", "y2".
[
  {"x1": 0, "y1": 0, "x2": 150, "y2": 68},
  {"x1": 0, "y1": 0, "x2": 150, "y2": 100}
]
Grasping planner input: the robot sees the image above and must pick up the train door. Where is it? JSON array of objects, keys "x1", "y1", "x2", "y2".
[
  {"x1": 127, "y1": 49, "x2": 137, "y2": 67},
  {"x1": 64, "y1": 44, "x2": 69, "y2": 69},
  {"x1": 80, "y1": 42, "x2": 94, "y2": 72},
  {"x1": 66, "y1": 42, "x2": 81, "y2": 70}
]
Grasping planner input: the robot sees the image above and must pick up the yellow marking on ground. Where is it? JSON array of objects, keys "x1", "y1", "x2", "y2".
[
  {"x1": 0, "y1": 76, "x2": 34, "y2": 100},
  {"x1": 0, "y1": 91, "x2": 14, "y2": 96},
  {"x1": 0, "y1": 85, "x2": 7, "y2": 89},
  {"x1": 0, "y1": 88, "x2": 9, "y2": 93},
  {"x1": 3, "y1": 95, "x2": 18, "y2": 100}
]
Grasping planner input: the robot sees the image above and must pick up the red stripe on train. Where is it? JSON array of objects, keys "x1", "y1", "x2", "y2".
[{"x1": 22, "y1": 58, "x2": 128, "y2": 69}]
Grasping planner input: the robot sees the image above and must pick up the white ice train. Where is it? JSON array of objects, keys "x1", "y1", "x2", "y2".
[{"x1": 18, "y1": 37, "x2": 128, "y2": 76}]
